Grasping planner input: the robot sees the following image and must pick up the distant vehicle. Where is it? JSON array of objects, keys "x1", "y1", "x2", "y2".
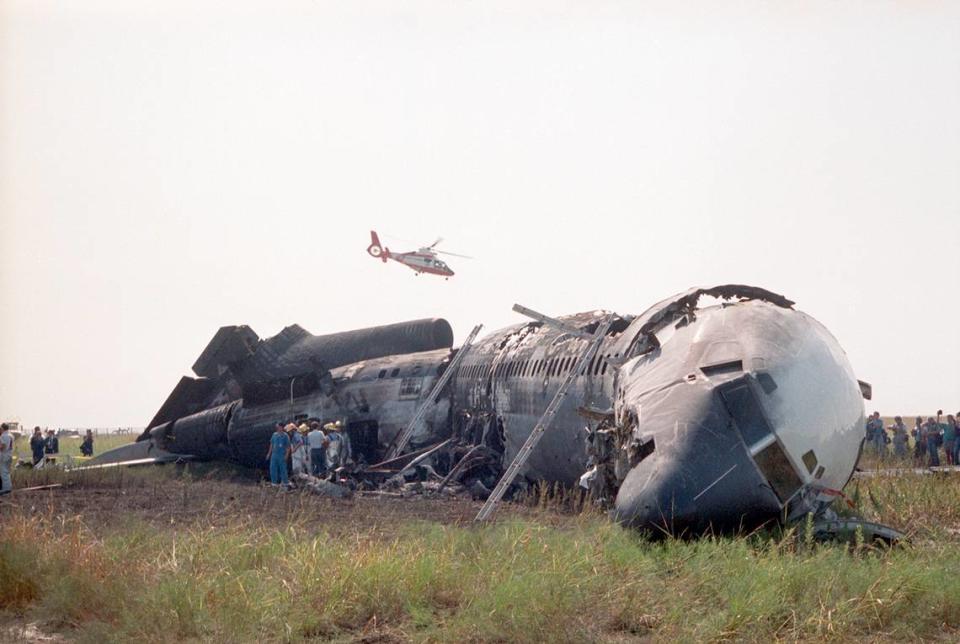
[
  {"x1": 2, "y1": 420, "x2": 23, "y2": 439},
  {"x1": 366, "y1": 231, "x2": 471, "y2": 279}
]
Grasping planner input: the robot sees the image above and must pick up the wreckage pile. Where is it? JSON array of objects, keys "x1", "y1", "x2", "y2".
[{"x1": 299, "y1": 412, "x2": 508, "y2": 503}]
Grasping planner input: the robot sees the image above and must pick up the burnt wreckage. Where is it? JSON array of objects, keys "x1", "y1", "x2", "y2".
[{"x1": 98, "y1": 285, "x2": 875, "y2": 533}]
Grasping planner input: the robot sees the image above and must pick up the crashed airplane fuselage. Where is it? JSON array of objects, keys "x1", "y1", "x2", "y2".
[{"x1": 103, "y1": 285, "x2": 867, "y2": 533}]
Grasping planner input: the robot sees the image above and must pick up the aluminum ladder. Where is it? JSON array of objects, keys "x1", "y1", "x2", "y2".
[
  {"x1": 475, "y1": 310, "x2": 614, "y2": 521},
  {"x1": 385, "y1": 324, "x2": 483, "y2": 460}
]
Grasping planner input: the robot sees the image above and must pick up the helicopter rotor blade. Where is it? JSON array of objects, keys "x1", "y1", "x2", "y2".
[
  {"x1": 436, "y1": 250, "x2": 473, "y2": 259},
  {"x1": 426, "y1": 237, "x2": 444, "y2": 250}
]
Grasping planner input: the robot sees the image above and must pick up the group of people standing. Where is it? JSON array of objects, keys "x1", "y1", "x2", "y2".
[
  {"x1": 866, "y1": 410, "x2": 960, "y2": 467},
  {"x1": 0, "y1": 424, "x2": 98, "y2": 495},
  {"x1": 29, "y1": 427, "x2": 59, "y2": 465},
  {"x1": 266, "y1": 420, "x2": 349, "y2": 488}
]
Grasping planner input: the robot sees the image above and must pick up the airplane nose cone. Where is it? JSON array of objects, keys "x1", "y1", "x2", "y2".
[
  {"x1": 611, "y1": 425, "x2": 781, "y2": 534},
  {"x1": 609, "y1": 299, "x2": 864, "y2": 533}
]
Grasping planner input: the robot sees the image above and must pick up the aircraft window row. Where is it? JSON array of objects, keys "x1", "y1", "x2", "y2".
[
  {"x1": 456, "y1": 352, "x2": 615, "y2": 380},
  {"x1": 376, "y1": 367, "x2": 412, "y2": 379}
]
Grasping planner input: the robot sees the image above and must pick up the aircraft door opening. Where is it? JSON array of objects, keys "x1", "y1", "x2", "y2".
[{"x1": 345, "y1": 420, "x2": 379, "y2": 463}]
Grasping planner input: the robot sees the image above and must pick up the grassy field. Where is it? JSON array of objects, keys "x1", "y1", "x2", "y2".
[
  {"x1": 6, "y1": 432, "x2": 136, "y2": 465},
  {"x1": 2, "y1": 463, "x2": 960, "y2": 642}
]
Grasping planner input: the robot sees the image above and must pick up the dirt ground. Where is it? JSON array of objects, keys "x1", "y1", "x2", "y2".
[{"x1": 0, "y1": 470, "x2": 566, "y2": 537}]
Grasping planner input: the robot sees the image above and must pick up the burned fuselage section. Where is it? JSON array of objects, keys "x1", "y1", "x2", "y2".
[
  {"x1": 111, "y1": 285, "x2": 867, "y2": 533},
  {"x1": 142, "y1": 348, "x2": 457, "y2": 470}
]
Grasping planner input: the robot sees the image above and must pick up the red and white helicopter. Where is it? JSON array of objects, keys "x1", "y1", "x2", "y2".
[{"x1": 366, "y1": 231, "x2": 471, "y2": 279}]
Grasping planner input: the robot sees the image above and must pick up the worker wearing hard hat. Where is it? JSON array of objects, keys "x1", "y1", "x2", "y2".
[
  {"x1": 291, "y1": 423, "x2": 309, "y2": 476},
  {"x1": 324, "y1": 422, "x2": 344, "y2": 473}
]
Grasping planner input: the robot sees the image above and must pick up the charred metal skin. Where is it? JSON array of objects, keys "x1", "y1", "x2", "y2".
[
  {"x1": 449, "y1": 285, "x2": 864, "y2": 533},
  {"x1": 144, "y1": 318, "x2": 454, "y2": 432},
  {"x1": 610, "y1": 300, "x2": 864, "y2": 533},
  {"x1": 101, "y1": 285, "x2": 866, "y2": 534}
]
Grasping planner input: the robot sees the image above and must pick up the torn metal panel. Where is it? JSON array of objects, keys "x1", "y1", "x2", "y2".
[
  {"x1": 240, "y1": 372, "x2": 331, "y2": 406},
  {"x1": 385, "y1": 324, "x2": 482, "y2": 459},
  {"x1": 612, "y1": 284, "x2": 795, "y2": 361},
  {"x1": 191, "y1": 325, "x2": 259, "y2": 379},
  {"x1": 236, "y1": 324, "x2": 312, "y2": 383},
  {"x1": 388, "y1": 439, "x2": 453, "y2": 481},
  {"x1": 243, "y1": 318, "x2": 455, "y2": 384},
  {"x1": 144, "y1": 318, "x2": 455, "y2": 434}
]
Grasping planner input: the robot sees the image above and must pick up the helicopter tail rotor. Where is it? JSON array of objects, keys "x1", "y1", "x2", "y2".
[{"x1": 367, "y1": 231, "x2": 390, "y2": 262}]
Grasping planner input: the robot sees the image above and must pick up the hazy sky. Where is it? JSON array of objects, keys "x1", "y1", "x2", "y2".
[{"x1": 1, "y1": 1, "x2": 958, "y2": 427}]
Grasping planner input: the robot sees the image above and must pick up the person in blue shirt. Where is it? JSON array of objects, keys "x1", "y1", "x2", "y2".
[
  {"x1": 80, "y1": 430, "x2": 94, "y2": 457},
  {"x1": 44, "y1": 430, "x2": 59, "y2": 456},
  {"x1": 866, "y1": 412, "x2": 886, "y2": 458},
  {"x1": 266, "y1": 423, "x2": 291, "y2": 487},
  {"x1": 29, "y1": 427, "x2": 45, "y2": 466}
]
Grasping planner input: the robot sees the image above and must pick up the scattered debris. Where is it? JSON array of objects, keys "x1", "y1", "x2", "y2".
[
  {"x1": 293, "y1": 474, "x2": 354, "y2": 499},
  {"x1": 812, "y1": 518, "x2": 907, "y2": 545},
  {"x1": 15, "y1": 484, "x2": 63, "y2": 493}
]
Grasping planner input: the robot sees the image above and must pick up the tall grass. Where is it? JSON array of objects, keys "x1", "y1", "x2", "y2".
[
  {"x1": 4, "y1": 505, "x2": 960, "y2": 642},
  {"x1": 8, "y1": 457, "x2": 253, "y2": 492},
  {"x1": 5, "y1": 459, "x2": 960, "y2": 641}
]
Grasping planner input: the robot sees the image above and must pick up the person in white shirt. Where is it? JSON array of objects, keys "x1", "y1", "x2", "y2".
[
  {"x1": 0, "y1": 423, "x2": 14, "y2": 494},
  {"x1": 307, "y1": 421, "x2": 327, "y2": 477},
  {"x1": 290, "y1": 424, "x2": 309, "y2": 477}
]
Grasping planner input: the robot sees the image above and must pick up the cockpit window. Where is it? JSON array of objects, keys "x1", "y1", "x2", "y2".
[
  {"x1": 717, "y1": 378, "x2": 773, "y2": 446},
  {"x1": 753, "y1": 441, "x2": 804, "y2": 503},
  {"x1": 756, "y1": 372, "x2": 778, "y2": 394},
  {"x1": 700, "y1": 359, "x2": 744, "y2": 378}
]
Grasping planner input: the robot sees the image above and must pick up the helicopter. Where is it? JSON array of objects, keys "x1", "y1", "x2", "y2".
[{"x1": 366, "y1": 231, "x2": 471, "y2": 278}]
